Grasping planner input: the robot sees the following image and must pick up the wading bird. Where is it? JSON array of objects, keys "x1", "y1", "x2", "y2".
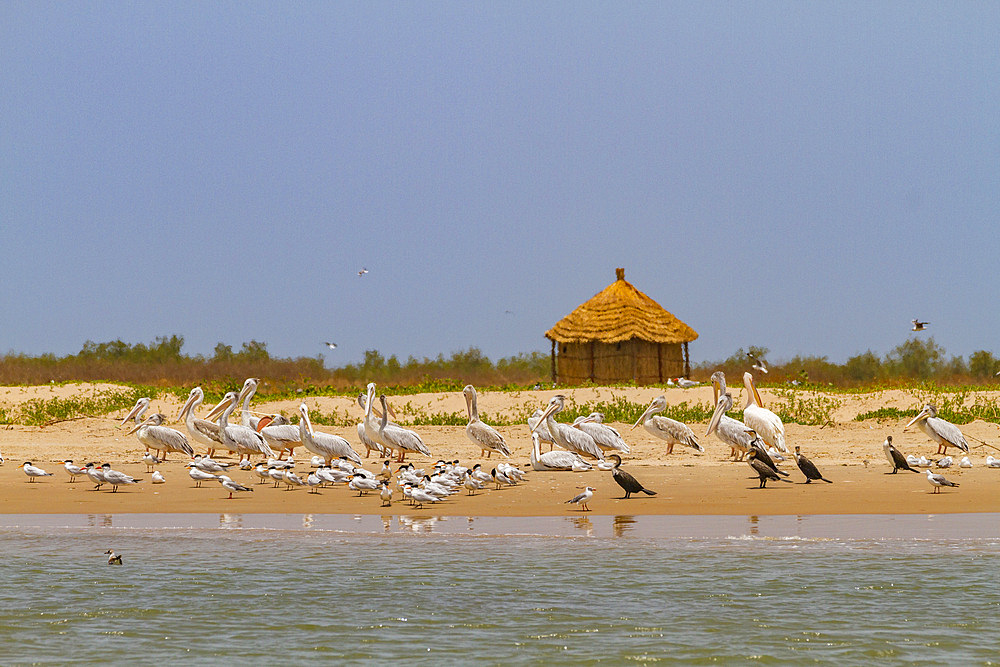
[
  {"x1": 632, "y1": 396, "x2": 702, "y2": 454},
  {"x1": 904, "y1": 404, "x2": 970, "y2": 455},
  {"x1": 707, "y1": 372, "x2": 755, "y2": 460},
  {"x1": 742, "y1": 372, "x2": 787, "y2": 452},
  {"x1": 533, "y1": 395, "x2": 604, "y2": 461},
  {"x1": 463, "y1": 385, "x2": 510, "y2": 458},
  {"x1": 794, "y1": 446, "x2": 832, "y2": 483}
]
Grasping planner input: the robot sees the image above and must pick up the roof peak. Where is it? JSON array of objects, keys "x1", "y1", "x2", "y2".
[{"x1": 615, "y1": 267, "x2": 625, "y2": 281}]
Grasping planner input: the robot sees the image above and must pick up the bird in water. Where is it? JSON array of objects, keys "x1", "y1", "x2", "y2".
[
  {"x1": 747, "y1": 449, "x2": 792, "y2": 489},
  {"x1": 904, "y1": 404, "x2": 970, "y2": 455},
  {"x1": 104, "y1": 549, "x2": 123, "y2": 565},
  {"x1": 566, "y1": 486, "x2": 594, "y2": 511},
  {"x1": 794, "y1": 446, "x2": 832, "y2": 484},
  {"x1": 882, "y1": 436, "x2": 919, "y2": 474},
  {"x1": 911, "y1": 319, "x2": 929, "y2": 332},
  {"x1": 925, "y1": 469, "x2": 959, "y2": 493},
  {"x1": 606, "y1": 454, "x2": 656, "y2": 499}
]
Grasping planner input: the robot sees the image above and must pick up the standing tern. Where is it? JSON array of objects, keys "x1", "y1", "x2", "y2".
[{"x1": 18, "y1": 462, "x2": 53, "y2": 481}]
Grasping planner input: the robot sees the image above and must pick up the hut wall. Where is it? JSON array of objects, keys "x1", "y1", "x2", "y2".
[{"x1": 555, "y1": 340, "x2": 684, "y2": 384}]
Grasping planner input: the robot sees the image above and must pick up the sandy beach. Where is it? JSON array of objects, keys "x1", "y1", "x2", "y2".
[{"x1": 2, "y1": 383, "x2": 999, "y2": 516}]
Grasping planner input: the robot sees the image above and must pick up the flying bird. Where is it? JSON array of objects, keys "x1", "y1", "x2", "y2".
[
  {"x1": 324, "y1": 342, "x2": 338, "y2": 350},
  {"x1": 882, "y1": 436, "x2": 920, "y2": 474},
  {"x1": 925, "y1": 469, "x2": 959, "y2": 493},
  {"x1": 911, "y1": 319, "x2": 929, "y2": 331},
  {"x1": 747, "y1": 352, "x2": 768, "y2": 374},
  {"x1": 358, "y1": 267, "x2": 368, "y2": 276},
  {"x1": 794, "y1": 446, "x2": 832, "y2": 483},
  {"x1": 607, "y1": 454, "x2": 656, "y2": 499}
]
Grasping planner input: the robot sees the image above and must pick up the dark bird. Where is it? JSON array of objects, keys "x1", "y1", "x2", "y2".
[
  {"x1": 747, "y1": 449, "x2": 792, "y2": 488},
  {"x1": 607, "y1": 454, "x2": 656, "y2": 499},
  {"x1": 882, "y1": 436, "x2": 920, "y2": 474},
  {"x1": 748, "y1": 433, "x2": 789, "y2": 476},
  {"x1": 794, "y1": 446, "x2": 832, "y2": 483},
  {"x1": 911, "y1": 319, "x2": 929, "y2": 332},
  {"x1": 104, "y1": 549, "x2": 123, "y2": 565},
  {"x1": 324, "y1": 342, "x2": 337, "y2": 350}
]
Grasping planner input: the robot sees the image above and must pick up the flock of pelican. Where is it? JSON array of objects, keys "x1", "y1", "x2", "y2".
[{"x1": 15, "y1": 363, "x2": 992, "y2": 504}]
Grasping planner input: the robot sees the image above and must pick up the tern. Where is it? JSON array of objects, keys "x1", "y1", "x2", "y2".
[
  {"x1": 18, "y1": 462, "x2": 53, "y2": 481},
  {"x1": 63, "y1": 460, "x2": 87, "y2": 482},
  {"x1": 218, "y1": 475, "x2": 253, "y2": 499},
  {"x1": 566, "y1": 486, "x2": 594, "y2": 511}
]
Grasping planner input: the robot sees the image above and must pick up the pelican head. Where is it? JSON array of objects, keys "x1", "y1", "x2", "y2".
[
  {"x1": 177, "y1": 387, "x2": 205, "y2": 421},
  {"x1": 120, "y1": 397, "x2": 151, "y2": 427},
  {"x1": 904, "y1": 404, "x2": 937, "y2": 431},
  {"x1": 705, "y1": 391, "x2": 734, "y2": 437},
  {"x1": 743, "y1": 372, "x2": 764, "y2": 408},
  {"x1": 710, "y1": 371, "x2": 727, "y2": 406},
  {"x1": 298, "y1": 403, "x2": 313, "y2": 435},
  {"x1": 204, "y1": 391, "x2": 238, "y2": 421},
  {"x1": 533, "y1": 395, "x2": 567, "y2": 431},
  {"x1": 632, "y1": 396, "x2": 666, "y2": 430},
  {"x1": 125, "y1": 413, "x2": 164, "y2": 436}
]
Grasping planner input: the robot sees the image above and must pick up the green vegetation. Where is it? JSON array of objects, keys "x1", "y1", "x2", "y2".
[{"x1": 0, "y1": 386, "x2": 154, "y2": 427}]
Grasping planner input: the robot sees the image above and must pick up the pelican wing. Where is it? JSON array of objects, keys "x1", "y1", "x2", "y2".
[
  {"x1": 307, "y1": 430, "x2": 362, "y2": 465},
  {"x1": 147, "y1": 426, "x2": 195, "y2": 457},
  {"x1": 466, "y1": 420, "x2": 511, "y2": 456},
  {"x1": 926, "y1": 417, "x2": 970, "y2": 452},
  {"x1": 261, "y1": 423, "x2": 301, "y2": 451},
  {"x1": 577, "y1": 422, "x2": 630, "y2": 453},
  {"x1": 743, "y1": 406, "x2": 786, "y2": 452},
  {"x1": 646, "y1": 415, "x2": 702, "y2": 452}
]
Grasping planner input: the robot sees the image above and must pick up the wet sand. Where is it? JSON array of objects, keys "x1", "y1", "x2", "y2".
[{"x1": 1, "y1": 383, "x2": 999, "y2": 516}]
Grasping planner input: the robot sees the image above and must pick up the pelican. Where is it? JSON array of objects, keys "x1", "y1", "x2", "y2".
[
  {"x1": 707, "y1": 372, "x2": 756, "y2": 460},
  {"x1": 237, "y1": 378, "x2": 262, "y2": 430},
  {"x1": 742, "y1": 372, "x2": 787, "y2": 452},
  {"x1": 912, "y1": 319, "x2": 929, "y2": 332},
  {"x1": 362, "y1": 384, "x2": 396, "y2": 458},
  {"x1": 904, "y1": 404, "x2": 970, "y2": 455},
  {"x1": 260, "y1": 414, "x2": 301, "y2": 459},
  {"x1": 101, "y1": 463, "x2": 141, "y2": 492},
  {"x1": 377, "y1": 394, "x2": 430, "y2": 463},
  {"x1": 120, "y1": 397, "x2": 152, "y2": 452},
  {"x1": 566, "y1": 486, "x2": 594, "y2": 511},
  {"x1": 215, "y1": 391, "x2": 276, "y2": 462},
  {"x1": 529, "y1": 432, "x2": 592, "y2": 471},
  {"x1": 463, "y1": 385, "x2": 510, "y2": 458},
  {"x1": 125, "y1": 413, "x2": 195, "y2": 460},
  {"x1": 632, "y1": 396, "x2": 702, "y2": 454},
  {"x1": 18, "y1": 462, "x2": 53, "y2": 481},
  {"x1": 572, "y1": 413, "x2": 630, "y2": 454},
  {"x1": 925, "y1": 469, "x2": 958, "y2": 493},
  {"x1": 527, "y1": 409, "x2": 557, "y2": 452},
  {"x1": 63, "y1": 460, "x2": 87, "y2": 482},
  {"x1": 218, "y1": 475, "x2": 253, "y2": 499},
  {"x1": 607, "y1": 454, "x2": 656, "y2": 498},
  {"x1": 794, "y1": 446, "x2": 832, "y2": 483},
  {"x1": 177, "y1": 387, "x2": 225, "y2": 456},
  {"x1": 883, "y1": 436, "x2": 919, "y2": 474},
  {"x1": 533, "y1": 395, "x2": 604, "y2": 461},
  {"x1": 298, "y1": 403, "x2": 362, "y2": 465},
  {"x1": 747, "y1": 449, "x2": 791, "y2": 488},
  {"x1": 357, "y1": 393, "x2": 389, "y2": 458}
]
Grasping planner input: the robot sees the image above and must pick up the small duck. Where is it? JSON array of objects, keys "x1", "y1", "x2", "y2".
[{"x1": 104, "y1": 549, "x2": 123, "y2": 565}]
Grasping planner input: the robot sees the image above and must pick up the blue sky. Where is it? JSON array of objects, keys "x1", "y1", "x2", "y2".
[{"x1": 2, "y1": 2, "x2": 998, "y2": 367}]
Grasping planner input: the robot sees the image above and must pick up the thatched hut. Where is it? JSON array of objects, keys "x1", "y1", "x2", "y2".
[{"x1": 544, "y1": 268, "x2": 698, "y2": 384}]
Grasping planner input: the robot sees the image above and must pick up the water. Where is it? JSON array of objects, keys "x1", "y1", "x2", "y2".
[{"x1": 1, "y1": 514, "x2": 997, "y2": 665}]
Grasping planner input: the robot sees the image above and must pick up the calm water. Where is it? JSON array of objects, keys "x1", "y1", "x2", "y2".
[{"x1": 1, "y1": 514, "x2": 997, "y2": 665}]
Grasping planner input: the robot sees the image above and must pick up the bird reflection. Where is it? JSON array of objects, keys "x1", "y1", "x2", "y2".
[
  {"x1": 219, "y1": 513, "x2": 242, "y2": 529},
  {"x1": 570, "y1": 516, "x2": 593, "y2": 536},
  {"x1": 613, "y1": 515, "x2": 636, "y2": 537}
]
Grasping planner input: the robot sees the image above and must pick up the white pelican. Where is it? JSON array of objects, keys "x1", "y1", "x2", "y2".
[
  {"x1": 151, "y1": 470, "x2": 166, "y2": 484},
  {"x1": 573, "y1": 413, "x2": 630, "y2": 454},
  {"x1": 233, "y1": 377, "x2": 262, "y2": 430},
  {"x1": 101, "y1": 463, "x2": 141, "y2": 492},
  {"x1": 566, "y1": 486, "x2": 594, "y2": 511},
  {"x1": 120, "y1": 397, "x2": 152, "y2": 452},
  {"x1": 742, "y1": 372, "x2": 787, "y2": 452},
  {"x1": 377, "y1": 394, "x2": 430, "y2": 463},
  {"x1": 530, "y1": 432, "x2": 592, "y2": 471},
  {"x1": 126, "y1": 413, "x2": 195, "y2": 460},
  {"x1": 533, "y1": 395, "x2": 604, "y2": 461},
  {"x1": 631, "y1": 396, "x2": 702, "y2": 454},
  {"x1": 218, "y1": 475, "x2": 253, "y2": 499},
  {"x1": 527, "y1": 409, "x2": 557, "y2": 451},
  {"x1": 298, "y1": 403, "x2": 362, "y2": 465},
  {"x1": 18, "y1": 462, "x2": 53, "y2": 481},
  {"x1": 925, "y1": 469, "x2": 958, "y2": 493},
  {"x1": 362, "y1": 384, "x2": 396, "y2": 458},
  {"x1": 259, "y1": 414, "x2": 301, "y2": 459},
  {"x1": 356, "y1": 393, "x2": 389, "y2": 458},
  {"x1": 707, "y1": 372, "x2": 755, "y2": 460},
  {"x1": 904, "y1": 404, "x2": 970, "y2": 455},
  {"x1": 215, "y1": 391, "x2": 276, "y2": 462},
  {"x1": 912, "y1": 319, "x2": 929, "y2": 331},
  {"x1": 63, "y1": 460, "x2": 87, "y2": 482},
  {"x1": 177, "y1": 387, "x2": 225, "y2": 456},
  {"x1": 463, "y1": 385, "x2": 510, "y2": 458}
]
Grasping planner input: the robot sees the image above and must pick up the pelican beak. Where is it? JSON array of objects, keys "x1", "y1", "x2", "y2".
[
  {"x1": 532, "y1": 402, "x2": 559, "y2": 433},
  {"x1": 119, "y1": 401, "x2": 146, "y2": 427},
  {"x1": 903, "y1": 407, "x2": 931, "y2": 431},
  {"x1": 712, "y1": 379, "x2": 719, "y2": 407},
  {"x1": 204, "y1": 394, "x2": 235, "y2": 421},
  {"x1": 631, "y1": 407, "x2": 652, "y2": 430},
  {"x1": 705, "y1": 399, "x2": 728, "y2": 437},
  {"x1": 177, "y1": 392, "x2": 198, "y2": 421},
  {"x1": 125, "y1": 416, "x2": 153, "y2": 436}
]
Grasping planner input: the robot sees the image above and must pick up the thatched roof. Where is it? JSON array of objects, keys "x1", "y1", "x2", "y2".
[{"x1": 545, "y1": 268, "x2": 698, "y2": 344}]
